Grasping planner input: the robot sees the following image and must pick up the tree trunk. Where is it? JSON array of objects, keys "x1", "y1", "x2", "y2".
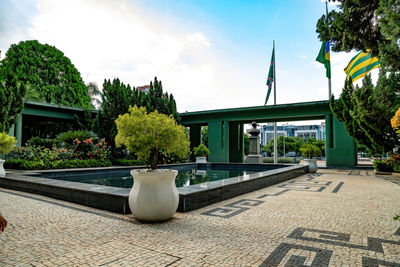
[{"x1": 150, "y1": 148, "x2": 158, "y2": 170}]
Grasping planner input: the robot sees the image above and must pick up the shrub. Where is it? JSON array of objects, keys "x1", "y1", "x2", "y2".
[
  {"x1": 6, "y1": 146, "x2": 73, "y2": 161},
  {"x1": 373, "y1": 159, "x2": 394, "y2": 172},
  {"x1": 57, "y1": 130, "x2": 98, "y2": 148},
  {"x1": 193, "y1": 144, "x2": 210, "y2": 157},
  {"x1": 0, "y1": 132, "x2": 17, "y2": 157},
  {"x1": 4, "y1": 159, "x2": 111, "y2": 170},
  {"x1": 299, "y1": 144, "x2": 321, "y2": 159},
  {"x1": 73, "y1": 138, "x2": 110, "y2": 160},
  {"x1": 393, "y1": 162, "x2": 400, "y2": 173},
  {"x1": 115, "y1": 106, "x2": 190, "y2": 170},
  {"x1": 27, "y1": 137, "x2": 60, "y2": 149}
]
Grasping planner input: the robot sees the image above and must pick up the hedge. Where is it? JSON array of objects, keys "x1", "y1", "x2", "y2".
[
  {"x1": 373, "y1": 159, "x2": 394, "y2": 172},
  {"x1": 4, "y1": 159, "x2": 112, "y2": 170}
]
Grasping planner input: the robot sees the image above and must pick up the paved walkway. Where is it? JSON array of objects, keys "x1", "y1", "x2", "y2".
[{"x1": 1, "y1": 169, "x2": 399, "y2": 266}]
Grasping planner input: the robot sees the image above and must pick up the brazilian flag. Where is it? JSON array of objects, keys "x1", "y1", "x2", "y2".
[
  {"x1": 265, "y1": 47, "x2": 275, "y2": 105},
  {"x1": 316, "y1": 41, "x2": 331, "y2": 79},
  {"x1": 344, "y1": 51, "x2": 380, "y2": 83}
]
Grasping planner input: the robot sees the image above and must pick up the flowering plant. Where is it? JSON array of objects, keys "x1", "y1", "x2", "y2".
[{"x1": 73, "y1": 138, "x2": 110, "y2": 160}]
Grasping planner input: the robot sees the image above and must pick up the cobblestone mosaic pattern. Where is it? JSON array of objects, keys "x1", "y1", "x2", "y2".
[{"x1": 1, "y1": 169, "x2": 399, "y2": 266}]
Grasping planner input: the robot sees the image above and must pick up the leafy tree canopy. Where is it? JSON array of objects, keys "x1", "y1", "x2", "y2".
[
  {"x1": 115, "y1": 106, "x2": 189, "y2": 170},
  {"x1": 0, "y1": 69, "x2": 25, "y2": 132},
  {"x1": 0, "y1": 40, "x2": 91, "y2": 108},
  {"x1": 330, "y1": 72, "x2": 400, "y2": 153},
  {"x1": 262, "y1": 136, "x2": 310, "y2": 156},
  {"x1": 317, "y1": 0, "x2": 400, "y2": 71},
  {"x1": 94, "y1": 77, "x2": 179, "y2": 157}
]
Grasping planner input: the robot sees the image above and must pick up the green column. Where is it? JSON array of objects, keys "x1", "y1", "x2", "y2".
[
  {"x1": 208, "y1": 120, "x2": 229, "y2": 162},
  {"x1": 229, "y1": 122, "x2": 244, "y2": 162},
  {"x1": 189, "y1": 125, "x2": 202, "y2": 161},
  {"x1": 15, "y1": 113, "x2": 23, "y2": 147},
  {"x1": 325, "y1": 115, "x2": 357, "y2": 167}
]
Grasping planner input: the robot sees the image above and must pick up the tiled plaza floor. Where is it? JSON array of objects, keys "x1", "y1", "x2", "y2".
[{"x1": 1, "y1": 169, "x2": 399, "y2": 266}]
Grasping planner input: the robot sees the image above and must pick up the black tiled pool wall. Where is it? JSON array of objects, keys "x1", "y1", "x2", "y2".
[{"x1": 0, "y1": 163, "x2": 307, "y2": 214}]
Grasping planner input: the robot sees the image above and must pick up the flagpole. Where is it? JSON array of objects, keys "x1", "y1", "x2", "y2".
[
  {"x1": 326, "y1": 1, "x2": 332, "y2": 99},
  {"x1": 273, "y1": 40, "x2": 278, "y2": 164}
]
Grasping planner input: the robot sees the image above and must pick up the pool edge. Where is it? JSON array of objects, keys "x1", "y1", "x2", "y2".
[{"x1": 0, "y1": 164, "x2": 308, "y2": 214}]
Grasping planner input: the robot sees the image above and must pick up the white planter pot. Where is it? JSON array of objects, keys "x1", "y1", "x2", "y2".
[
  {"x1": 195, "y1": 157, "x2": 207, "y2": 163},
  {"x1": 129, "y1": 169, "x2": 179, "y2": 222},
  {"x1": 305, "y1": 159, "x2": 318, "y2": 173},
  {"x1": 0, "y1": 159, "x2": 5, "y2": 177}
]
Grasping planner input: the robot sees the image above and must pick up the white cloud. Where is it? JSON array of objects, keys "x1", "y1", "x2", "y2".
[
  {"x1": 1, "y1": 0, "x2": 382, "y2": 115},
  {"x1": 188, "y1": 33, "x2": 210, "y2": 48}
]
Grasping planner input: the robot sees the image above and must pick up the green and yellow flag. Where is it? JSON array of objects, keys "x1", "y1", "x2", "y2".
[
  {"x1": 265, "y1": 47, "x2": 275, "y2": 105},
  {"x1": 344, "y1": 51, "x2": 380, "y2": 83},
  {"x1": 316, "y1": 41, "x2": 331, "y2": 79}
]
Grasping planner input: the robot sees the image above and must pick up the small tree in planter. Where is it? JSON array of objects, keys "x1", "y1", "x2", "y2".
[
  {"x1": 115, "y1": 106, "x2": 189, "y2": 222},
  {"x1": 193, "y1": 144, "x2": 210, "y2": 163},
  {"x1": 0, "y1": 133, "x2": 17, "y2": 177},
  {"x1": 299, "y1": 143, "x2": 321, "y2": 173}
]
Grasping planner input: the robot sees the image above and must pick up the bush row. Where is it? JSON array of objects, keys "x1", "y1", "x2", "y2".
[{"x1": 5, "y1": 159, "x2": 112, "y2": 170}]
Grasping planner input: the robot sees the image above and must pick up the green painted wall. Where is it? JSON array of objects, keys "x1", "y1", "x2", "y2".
[
  {"x1": 229, "y1": 122, "x2": 244, "y2": 163},
  {"x1": 325, "y1": 115, "x2": 357, "y2": 167},
  {"x1": 208, "y1": 120, "x2": 229, "y2": 162}
]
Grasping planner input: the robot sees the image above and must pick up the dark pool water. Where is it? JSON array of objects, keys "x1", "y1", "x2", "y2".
[{"x1": 53, "y1": 169, "x2": 258, "y2": 188}]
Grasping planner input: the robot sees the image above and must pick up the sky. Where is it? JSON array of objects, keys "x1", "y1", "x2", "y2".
[{"x1": 0, "y1": 0, "x2": 377, "y2": 117}]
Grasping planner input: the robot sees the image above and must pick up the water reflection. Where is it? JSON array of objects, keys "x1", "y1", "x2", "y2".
[{"x1": 60, "y1": 168, "x2": 258, "y2": 189}]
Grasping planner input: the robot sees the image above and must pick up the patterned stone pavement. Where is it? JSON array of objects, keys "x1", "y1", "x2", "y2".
[{"x1": 0, "y1": 169, "x2": 399, "y2": 266}]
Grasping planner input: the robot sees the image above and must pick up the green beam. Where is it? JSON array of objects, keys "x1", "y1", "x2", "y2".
[{"x1": 179, "y1": 100, "x2": 331, "y2": 125}]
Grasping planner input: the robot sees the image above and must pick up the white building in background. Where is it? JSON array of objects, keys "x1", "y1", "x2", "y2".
[{"x1": 261, "y1": 123, "x2": 325, "y2": 146}]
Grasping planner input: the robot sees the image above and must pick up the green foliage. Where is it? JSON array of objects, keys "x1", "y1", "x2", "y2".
[
  {"x1": 112, "y1": 159, "x2": 144, "y2": 166},
  {"x1": 94, "y1": 77, "x2": 179, "y2": 156},
  {"x1": 330, "y1": 73, "x2": 400, "y2": 153},
  {"x1": 4, "y1": 158, "x2": 111, "y2": 170},
  {"x1": 72, "y1": 138, "x2": 110, "y2": 160},
  {"x1": 56, "y1": 130, "x2": 98, "y2": 148},
  {"x1": 263, "y1": 157, "x2": 300, "y2": 164},
  {"x1": 373, "y1": 159, "x2": 394, "y2": 172},
  {"x1": 0, "y1": 75, "x2": 25, "y2": 133},
  {"x1": 316, "y1": 0, "x2": 400, "y2": 72},
  {"x1": 6, "y1": 146, "x2": 73, "y2": 161},
  {"x1": 299, "y1": 144, "x2": 322, "y2": 159},
  {"x1": 0, "y1": 132, "x2": 16, "y2": 156},
  {"x1": 394, "y1": 214, "x2": 400, "y2": 221},
  {"x1": 0, "y1": 40, "x2": 91, "y2": 108},
  {"x1": 26, "y1": 137, "x2": 60, "y2": 149},
  {"x1": 393, "y1": 162, "x2": 400, "y2": 173},
  {"x1": 115, "y1": 106, "x2": 190, "y2": 170},
  {"x1": 193, "y1": 144, "x2": 210, "y2": 157},
  {"x1": 263, "y1": 136, "x2": 309, "y2": 156},
  {"x1": 94, "y1": 78, "x2": 135, "y2": 152},
  {"x1": 201, "y1": 126, "x2": 208, "y2": 147}
]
